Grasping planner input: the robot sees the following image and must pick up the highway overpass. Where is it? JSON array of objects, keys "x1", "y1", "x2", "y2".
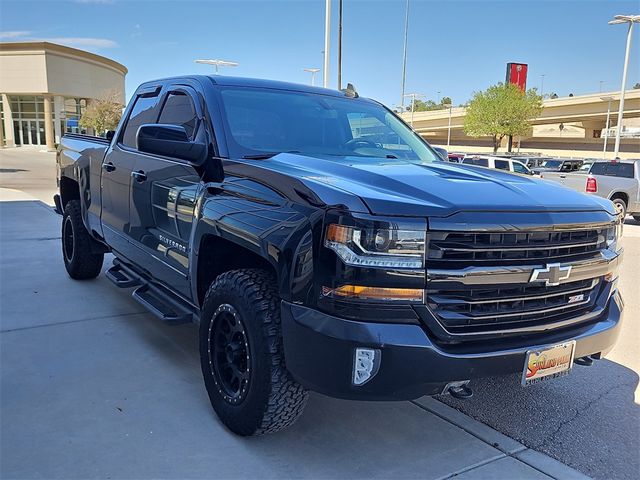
[{"x1": 401, "y1": 89, "x2": 640, "y2": 158}]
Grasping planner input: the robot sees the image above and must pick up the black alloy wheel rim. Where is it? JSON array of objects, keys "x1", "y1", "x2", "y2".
[
  {"x1": 63, "y1": 216, "x2": 75, "y2": 263},
  {"x1": 207, "y1": 304, "x2": 251, "y2": 404}
]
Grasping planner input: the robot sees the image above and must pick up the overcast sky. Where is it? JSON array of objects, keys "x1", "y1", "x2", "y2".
[{"x1": 1, "y1": 0, "x2": 639, "y2": 107}]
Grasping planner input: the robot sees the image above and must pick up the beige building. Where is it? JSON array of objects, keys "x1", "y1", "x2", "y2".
[{"x1": 0, "y1": 42, "x2": 127, "y2": 150}]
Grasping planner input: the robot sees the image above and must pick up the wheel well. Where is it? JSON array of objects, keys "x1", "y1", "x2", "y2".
[
  {"x1": 196, "y1": 235, "x2": 276, "y2": 306},
  {"x1": 60, "y1": 176, "x2": 80, "y2": 207}
]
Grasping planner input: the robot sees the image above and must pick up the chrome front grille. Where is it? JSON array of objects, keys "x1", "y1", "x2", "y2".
[
  {"x1": 428, "y1": 228, "x2": 607, "y2": 267},
  {"x1": 425, "y1": 226, "x2": 618, "y2": 340}
]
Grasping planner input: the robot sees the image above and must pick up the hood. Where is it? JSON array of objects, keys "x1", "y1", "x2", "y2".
[{"x1": 257, "y1": 153, "x2": 616, "y2": 217}]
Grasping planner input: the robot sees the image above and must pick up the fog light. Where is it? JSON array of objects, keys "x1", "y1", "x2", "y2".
[{"x1": 353, "y1": 348, "x2": 380, "y2": 386}]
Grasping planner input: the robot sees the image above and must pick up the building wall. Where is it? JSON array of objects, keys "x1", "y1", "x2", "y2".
[
  {"x1": 45, "y1": 52, "x2": 125, "y2": 102},
  {"x1": 0, "y1": 42, "x2": 126, "y2": 148},
  {"x1": 0, "y1": 49, "x2": 48, "y2": 93}
]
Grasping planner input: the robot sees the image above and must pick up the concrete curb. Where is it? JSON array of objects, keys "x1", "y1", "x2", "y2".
[{"x1": 412, "y1": 397, "x2": 591, "y2": 480}]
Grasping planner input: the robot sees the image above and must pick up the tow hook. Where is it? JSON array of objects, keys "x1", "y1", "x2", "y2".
[
  {"x1": 444, "y1": 381, "x2": 473, "y2": 399},
  {"x1": 574, "y1": 356, "x2": 595, "y2": 366}
]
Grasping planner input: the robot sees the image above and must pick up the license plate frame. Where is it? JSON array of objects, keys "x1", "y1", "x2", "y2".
[{"x1": 521, "y1": 341, "x2": 576, "y2": 387}]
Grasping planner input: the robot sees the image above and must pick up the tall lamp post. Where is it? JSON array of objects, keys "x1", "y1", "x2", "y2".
[
  {"x1": 194, "y1": 59, "x2": 239, "y2": 74},
  {"x1": 403, "y1": 93, "x2": 424, "y2": 127},
  {"x1": 304, "y1": 68, "x2": 321, "y2": 86},
  {"x1": 400, "y1": 0, "x2": 410, "y2": 110},
  {"x1": 446, "y1": 104, "x2": 453, "y2": 148},
  {"x1": 600, "y1": 96, "x2": 613, "y2": 157},
  {"x1": 323, "y1": 0, "x2": 331, "y2": 88},
  {"x1": 608, "y1": 14, "x2": 640, "y2": 158}
]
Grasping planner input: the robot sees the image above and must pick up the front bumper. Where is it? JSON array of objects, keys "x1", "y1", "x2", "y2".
[{"x1": 281, "y1": 289, "x2": 624, "y2": 401}]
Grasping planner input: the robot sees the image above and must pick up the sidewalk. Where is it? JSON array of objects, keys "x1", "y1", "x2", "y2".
[{"x1": 0, "y1": 195, "x2": 589, "y2": 480}]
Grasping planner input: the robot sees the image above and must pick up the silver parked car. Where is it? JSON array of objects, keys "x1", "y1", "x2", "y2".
[{"x1": 541, "y1": 159, "x2": 640, "y2": 219}]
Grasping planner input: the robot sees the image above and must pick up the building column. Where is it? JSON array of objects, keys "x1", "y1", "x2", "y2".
[
  {"x1": 53, "y1": 95, "x2": 64, "y2": 143},
  {"x1": 43, "y1": 95, "x2": 55, "y2": 151},
  {"x1": 0, "y1": 108, "x2": 4, "y2": 148},
  {"x1": 2, "y1": 94, "x2": 15, "y2": 147}
]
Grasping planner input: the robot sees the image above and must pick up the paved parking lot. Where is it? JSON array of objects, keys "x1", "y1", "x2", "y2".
[{"x1": 2, "y1": 148, "x2": 635, "y2": 479}]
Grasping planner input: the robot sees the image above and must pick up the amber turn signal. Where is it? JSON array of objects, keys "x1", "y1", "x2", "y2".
[{"x1": 322, "y1": 285, "x2": 423, "y2": 302}]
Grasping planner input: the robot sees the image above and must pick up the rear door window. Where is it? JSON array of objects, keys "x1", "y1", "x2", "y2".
[
  {"x1": 494, "y1": 159, "x2": 510, "y2": 171},
  {"x1": 121, "y1": 94, "x2": 160, "y2": 148},
  {"x1": 158, "y1": 92, "x2": 198, "y2": 139},
  {"x1": 463, "y1": 158, "x2": 488, "y2": 167}
]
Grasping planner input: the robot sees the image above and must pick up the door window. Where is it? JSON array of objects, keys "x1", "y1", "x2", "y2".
[
  {"x1": 121, "y1": 94, "x2": 159, "y2": 148},
  {"x1": 512, "y1": 162, "x2": 528, "y2": 174},
  {"x1": 494, "y1": 159, "x2": 510, "y2": 171},
  {"x1": 158, "y1": 92, "x2": 198, "y2": 139}
]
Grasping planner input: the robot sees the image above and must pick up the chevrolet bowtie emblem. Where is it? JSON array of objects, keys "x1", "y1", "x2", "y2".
[{"x1": 529, "y1": 263, "x2": 572, "y2": 287}]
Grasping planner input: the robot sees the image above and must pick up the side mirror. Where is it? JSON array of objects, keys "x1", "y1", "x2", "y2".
[
  {"x1": 105, "y1": 130, "x2": 115, "y2": 141},
  {"x1": 137, "y1": 124, "x2": 207, "y2": 164}
]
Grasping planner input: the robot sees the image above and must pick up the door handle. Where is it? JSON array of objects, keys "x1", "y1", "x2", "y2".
[
  {"x1": 102, "y1": 162, "x2": 116, "y2": 172},
  {"x1": 559, "y1": 175, "x2": 566, "y2": 179},
  {"x1": 131, "y1": 170, "x2": 147, "y2": 182}
]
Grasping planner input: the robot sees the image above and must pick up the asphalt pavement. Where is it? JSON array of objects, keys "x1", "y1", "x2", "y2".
[{"x1": 2, "y1": 147, "x2": 635, "y2": 479}]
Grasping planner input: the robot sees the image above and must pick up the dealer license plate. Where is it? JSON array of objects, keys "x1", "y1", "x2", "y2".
[{"x1": 522, "y1": 341, "x2": 576, "y2": 387}]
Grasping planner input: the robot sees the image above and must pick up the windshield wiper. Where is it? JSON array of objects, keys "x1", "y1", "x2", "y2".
[{"x1": 242, "y1": 150, "x2": 300, "y2": 160}]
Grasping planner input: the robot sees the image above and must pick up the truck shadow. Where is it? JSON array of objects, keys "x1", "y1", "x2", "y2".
[
  {"x1": 436, "y1": 361, "x2": 639, "y2": 480},
  {"x1": 124, "y1": 312, "x2": 639, "y2": 479}
]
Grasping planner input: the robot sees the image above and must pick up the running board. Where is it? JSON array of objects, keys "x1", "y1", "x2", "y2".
[
  {"x1": 132, "y1": 284, "x2": 194, "y2": 325},
  {"x1": 106, "y1": 262, "x2": 141, "y2": 288}
]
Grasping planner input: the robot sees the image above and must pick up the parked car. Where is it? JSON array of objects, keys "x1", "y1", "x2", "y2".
[
  {"x1": 512, "y1": 156, "x2": 555, "y2": 169},
  {"x1": 55, "y1": 75, "x2": 624, "y2": 436},
  {"x1": 533, "y1": 158, "x2": 583, "y2": 175},
  {"x1": 432, "y1": 146, "x2": 449, "y2": 161},
  {"x1": 447, "y1": 152, "x2": 466, "y2": 163},
  {"x1": 541, "y1": 159, "x2": 640, "y2": 219},
  {"x1": 461, "y1": 155, "x2": 534, "y2": 175}
]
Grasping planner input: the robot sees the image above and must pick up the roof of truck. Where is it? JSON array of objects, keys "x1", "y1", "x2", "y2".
[{"x1": 207, "y1": 75, "x2": 360, "y2": 99}]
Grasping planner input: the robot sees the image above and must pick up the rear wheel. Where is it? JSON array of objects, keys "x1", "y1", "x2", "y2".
[
  {"x1": 62, "y1": 200, "x2": 104, "y2": 279},
  {"x1": 199, "y1": 269, "x2": 308, "y2": 436},
  {"x1": 611, "y1": 197, "x2": 627, "y2": 219}
]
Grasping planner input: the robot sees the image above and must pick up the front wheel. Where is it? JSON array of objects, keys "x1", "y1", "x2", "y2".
[
  {"x1": 199, "y1": 269, "x2": 308, "y2": 435},
  {"x1": 62, "y1": 200, "x2": 104, "y2": 279}
]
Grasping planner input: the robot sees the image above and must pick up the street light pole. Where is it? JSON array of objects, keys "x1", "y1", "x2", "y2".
[
  {"x1": 323, "y1": 0, "x2": 331, "y2": 88},
  {"x1": 304, "y1": 68, "x2": 321, "y2": 86},
  {"x1": 601, "y1": 96, "x2": 613, "y2": 157},
  {"x1": 608, "y1": 14, "x2": 640, "y2": 158},
  {"x1": 337, "y1": 0, "x2": 343, "y2": 90},
  {"x1": 540, "y1": 74, "x2": 545, "y2": 98},
  {"x1": 400, "y1": 0, "x2": 410, "y2": 110},
  {"x1": 194, "y1": 59, "x2": 239, "y2": 74},
  {"x1": 403, "y1": 93, "x2": 423, "y2": 127},
  {"x1": 447, "y1": 104, "x2": 453, "y2": 148}
]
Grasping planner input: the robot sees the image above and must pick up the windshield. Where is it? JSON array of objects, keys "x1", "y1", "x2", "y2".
[
  {"x1": 540, "y1": 160, "x2": 562, "y2": 168},
  {"x1": 217, "y1": 87, "x2": 440, "y2": 163}
]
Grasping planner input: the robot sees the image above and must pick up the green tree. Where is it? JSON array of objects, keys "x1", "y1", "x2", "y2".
[
  {"x1": 633, "y1": 82, "x2": 640, "y2": 89},
  {"x1": 79, "y1": 90, "x2": 124, "y2": 136},
  {"x1": 463, "y1": 83, "x2": 543, "y2": 153}
]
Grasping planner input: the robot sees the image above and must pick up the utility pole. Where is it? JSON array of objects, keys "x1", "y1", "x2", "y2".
[
  {"x1": 323, "y1": 0, "x2": 331, "y2": 88},
  {"x1": 400, "y1": 0, "x2": 410, "y2": 110},
  {"x1": 540, "y1": 74, "x2": 545, "y2": 98}
]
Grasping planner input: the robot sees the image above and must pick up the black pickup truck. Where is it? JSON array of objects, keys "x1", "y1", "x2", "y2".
[{"x1": 56, "y1": 75, "x2": 624, "y2": 436}]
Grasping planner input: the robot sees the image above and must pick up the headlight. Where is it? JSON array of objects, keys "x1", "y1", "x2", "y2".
[
  {"x1": 606, "y1": 219, "x2": 622, "y2": 250},
  {"x1": 324, "y1": 223, "x2": 425, "y2": 269}
]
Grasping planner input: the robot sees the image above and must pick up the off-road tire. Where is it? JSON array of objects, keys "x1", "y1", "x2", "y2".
[
  {"x1": 199, "y1": 268, "x2": 308, "y2": 436},
  {"x1": 62, "y1": 200, "x2": 104, "y2": 280}
]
